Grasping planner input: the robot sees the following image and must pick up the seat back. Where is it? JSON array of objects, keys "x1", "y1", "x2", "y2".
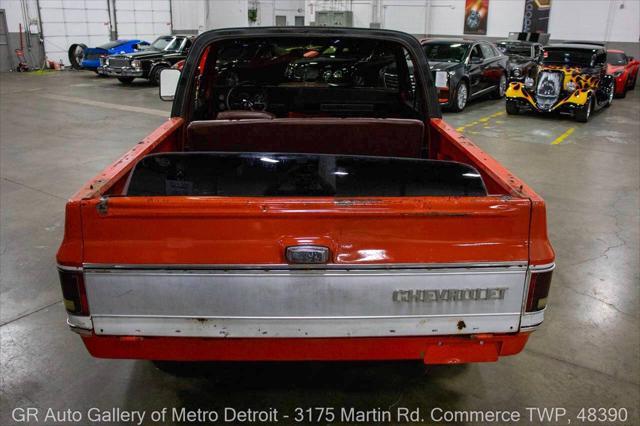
[{"x1": 186, "y1": 118, "x2": 425, "y2": 158}]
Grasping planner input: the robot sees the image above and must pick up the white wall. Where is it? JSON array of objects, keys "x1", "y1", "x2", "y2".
[
  {"x1": 549, "y1": 0, "x2": 639, "y2": 43},
  {"x1": 253, "y1": 0, "x2": 305, "y2": 26},
  {"x1": 115, "y1": 0, "x2": 171, "y2": 41},
  {"x1": 204, "y1": 0, "x2": 247, "y2": 29},
  {"x1": 1, "y1": 0, "x2": 638, "y2": 69},
  {"x1": 39, "y1": 0, "x2": 112, "y2": 65},
  {"x1": 0, "y1": 0, "x2": 39, "y2": 32},
  {"x1": 303, "y1": 0, "x2": 639, "y2": 42}
]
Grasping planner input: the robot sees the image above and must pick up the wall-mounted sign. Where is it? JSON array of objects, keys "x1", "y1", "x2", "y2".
[
  {"x1": 522, "y1": 0, "x2": 552, "y2": 33},
  {"x1": 464, "y1": 0, "x2": 489, "y2": 35}
]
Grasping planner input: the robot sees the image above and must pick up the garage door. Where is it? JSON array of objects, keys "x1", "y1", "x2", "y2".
[
  {"x1": 39, "y1": 0, "x2": 111, "y2": 65},
  {"x1": 114, "y1": 0, "x2": 171, "y2": 44}
]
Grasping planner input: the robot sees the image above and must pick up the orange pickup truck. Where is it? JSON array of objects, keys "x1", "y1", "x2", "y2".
[{"x1": 57, "y1": 28, "x2": 554, "y2": 364}]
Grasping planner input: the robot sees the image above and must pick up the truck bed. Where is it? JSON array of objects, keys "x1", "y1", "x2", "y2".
[{"x1": 57, "y1": 115, "x2": 554, "y2": 363}]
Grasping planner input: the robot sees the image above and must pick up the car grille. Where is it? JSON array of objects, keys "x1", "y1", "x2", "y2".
[
  {"x1": 535, "y1": 71, "x2": 562, "y2": 110},
  {"x1": 108, "y1": 58, "x2": 130, "y2": 68}
]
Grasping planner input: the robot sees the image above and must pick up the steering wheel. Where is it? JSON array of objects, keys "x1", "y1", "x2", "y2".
[{"x1": 225, "y1": 82, "x2": 268, "y2": 111}]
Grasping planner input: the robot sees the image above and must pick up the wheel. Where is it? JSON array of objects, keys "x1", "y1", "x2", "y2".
[
  {"x1": 117, "y1": 77, "x2": 135, "y2": 84},
  {"x1": 67, "y1": 43, "x2": 87, "y2": 70},
  {"x1": 491, "y1": 73, "x2": 507, "y2": 99},
  {"x1": 630, "y1": 73, "x2": 637, "y2": 90},
  {"x1": 506, "y1": 100, "x2": 520, "y2": 115},
  {"x1": 605, "y1": 83, "x2": 615, "y2": 106},
  {"x1": 150, "y1": 65, "x2": 169, "y2": 86},
  {"x1": 450, "y1": 81, "x2": 469, "y2": 112},
  {"x1": 575, "y1": 98, "x2": 592, "y2": 122}
]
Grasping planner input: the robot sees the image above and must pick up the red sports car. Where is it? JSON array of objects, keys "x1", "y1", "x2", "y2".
[{"x1": 606, "y1": 49, "x2": 639, "y2": 98}]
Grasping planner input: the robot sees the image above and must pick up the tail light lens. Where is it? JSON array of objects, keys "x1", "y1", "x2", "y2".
[
  {"x1": 58, "y1": 269, "x2": 89, "y2": 316},
  {"x1": 526, "y1": 270, "x2": 553, "y2": 312}
]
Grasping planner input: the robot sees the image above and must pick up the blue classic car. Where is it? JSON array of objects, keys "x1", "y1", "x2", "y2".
[{"x1": 68, "y1": 40, "x2": 149, "y2": 71}]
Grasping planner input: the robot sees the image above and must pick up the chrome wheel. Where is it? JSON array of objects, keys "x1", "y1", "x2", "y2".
[
  {"x1": 499, "y1": 75, "x2": 507, "y2": 97},
  {"x1": 608, "y1": 85, "x2": 614, "y2": 104},
  {"x1": 457, "y1": 84, "x2": 468, "y2": 110},
  {"x1": 67, "y1": 43, "x2": 86, "y2": 69}
]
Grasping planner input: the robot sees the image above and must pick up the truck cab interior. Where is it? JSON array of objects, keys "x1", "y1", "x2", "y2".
[{"x1": 189, "y1": 37, "x2": 424, "y2": 121}]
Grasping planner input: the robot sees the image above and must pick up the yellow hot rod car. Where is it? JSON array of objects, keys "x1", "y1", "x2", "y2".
[{"x1": 505, "y1": 43, "x2": 615, "y2": 122}]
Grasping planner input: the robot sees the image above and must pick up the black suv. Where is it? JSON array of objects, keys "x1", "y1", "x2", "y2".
[{"x1": 100, "y1": 35, "x2": 194, "y2": 85}]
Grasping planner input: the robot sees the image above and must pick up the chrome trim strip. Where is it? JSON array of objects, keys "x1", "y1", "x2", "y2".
[
  {"x1": 530, "y1": 262, "x2": 556, "y2": 272},
  {"x1": 92, "y1": 312, "x2": 522, "y2": 320},
  {"x1": 471, "y1": 85, "x2": 498, "y2": 97},
  {"x1": 520, "y1": 309, "x2": 545, "y2": 329},
  {"x1": 84, "y1": 268, "x2": 526, "y2": 277},
  {"x1": 93, "y1": 314, "x2": 521, "y2": 338},
  {"x1": 67, "y1": 314, "x2": 93, "y2": 330},
  {"x1": 57, "y1": 264, "x2": 83, "y2": 272},
  {"x1": 83, "y1": 261, "x2": 528, "y2": 271}
]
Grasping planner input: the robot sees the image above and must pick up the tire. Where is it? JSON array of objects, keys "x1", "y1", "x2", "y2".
[
  {"x1": 67, "y1": 43, "x2": 87, "y2": 70},
  {"x1": 117, "y1": 77, "x2": 135, "y2": 84},
  {"x1": 630, "y1": 73, "x2": 637, "y2": 90},
  {"x1": 491, "y1": 73, "x2": 507, "y2": 99},
  {"x1": 575, "y1": 98, "x2": 592, "y2": 123},
  {"x1": 150, "y1": 64, "x2": 169, "y2": 86},
  {"x1": 506, "y1": 100, "x2": 520, "y2": 115},
  {"x1": 450, "y1": 81, "x2": 469, "y2": 112}
]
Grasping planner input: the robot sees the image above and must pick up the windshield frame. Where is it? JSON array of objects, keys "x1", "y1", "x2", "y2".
[
  {"x1": 606, "y1": 52, "x2": 627, "y2": 65},
  {"x1": 542, "y1": 48, "x2": 597, "y2": 67},
  {"x1": 496, "y1": 42, "x2": 533, "y2": 58},
  {"x1": 173, "y1": 28, "x2": 440, "y2": 121},
  {"x1": 422, "y1": 41, "x2": 470, "y2": 63},
  {"x1": 151, "y1": 36, "x2": 183, "y2": 52}
]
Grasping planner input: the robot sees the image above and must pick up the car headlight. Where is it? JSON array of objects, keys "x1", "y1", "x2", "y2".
[
  {"x1": 105, "y1": 58, "x2": 110, "y2": 66},
  {"x1": 525, "y1": 77, "x2": 534, "y2": 89},
  {"x1": 131, "y1": 60, "x2": 141, "y2": 69},
  {"x1": 612, "y1": 70, "x2": 623, "y2": 78},
  {"x1": 434, "y1": 71, "x2": 449, "y2": 88},
  {"x1": 566, "y1": 81, "x2": 577, "y2": 92},
  {"x1": 512, "y1": 68, "x2": 522, "y2": 77},
  {"x1": 332, "y1": 70, "x2": 344, "y2": 80}
]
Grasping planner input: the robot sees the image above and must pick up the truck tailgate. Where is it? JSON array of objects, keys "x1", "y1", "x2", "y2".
[{"x1": 79, "y1": 196, "x2": 531, "y2": 338}]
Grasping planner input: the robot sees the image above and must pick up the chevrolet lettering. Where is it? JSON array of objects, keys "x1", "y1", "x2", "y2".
[{"x1": 392, "y1": 288, "x2": 508, "y2": 303}]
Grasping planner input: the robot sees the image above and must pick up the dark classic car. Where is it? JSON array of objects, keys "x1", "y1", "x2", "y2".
[
  {"x1": 496, "y1": 40, "x2": 543, "y2": 81},
  {"x1": 505, "y1": 43, "x2": 615, "y2": 122},
  {"x1": 99, "y1": 35, "x2": 194, "y2": 84},
  {"x1": 284, "y1": 41, "x2": 395, "y2": 87},
  {"x1": 216, "y1": 41, "x2": 304, "y2": 86},
  {"x1": 422, "y1": 39, "x2": 509, "y2": 112},
  {"x1": 606, "y1": 49, "x2": 639, "y2": 98}
]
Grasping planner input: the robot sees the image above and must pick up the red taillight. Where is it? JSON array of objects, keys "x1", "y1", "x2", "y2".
[
  {"x1": 58, "y1": 268, "x2": 89, "y2": 316},
  {"x1": 526, "y1": 270, "x2": 553, "y2": 312}
]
